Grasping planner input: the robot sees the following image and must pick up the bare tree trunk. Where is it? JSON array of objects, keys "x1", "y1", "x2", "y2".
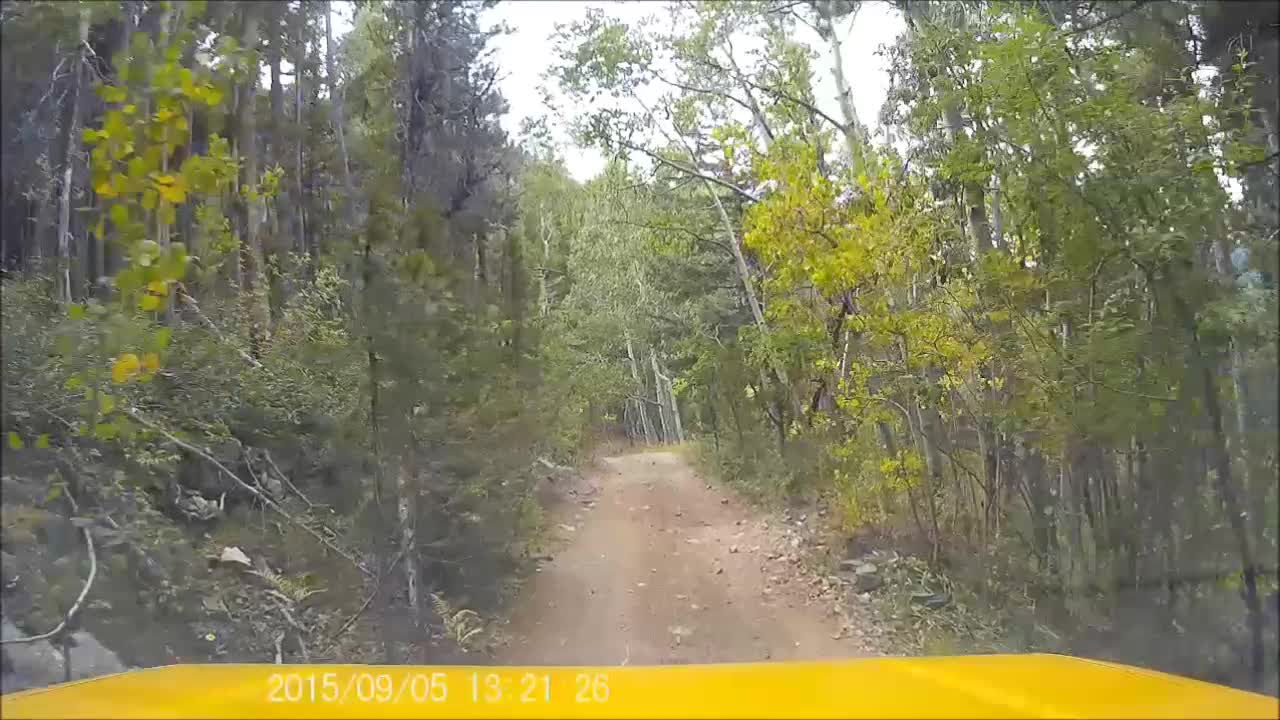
[
  {"x1": 397, "y1": 454, "x2": 420, "y2": 631},
  {"x1": 813, "y1": 0, "x2": 867, "y2": 167},
  {"x1": 650, "y1": 348, "x2": 671, "y2": 443},
  {"x1": 55, "y1": 8, "x2": 90, "y2": 306},
  {"x1": 626, "y1": 335, "x2": 656, "y2": 444},
  {"x1": 539, "y1": 209, "x2": 552, "y2": 316},
  {"x1": 324, "y1": 0, "x2": 356, "y2": 229},
  {"x1": 665, "y1": 367, "x2": 685, "y2": 443},
  {"x1": 238, "y1": 2, "x2": 268, "y2": 356},
  {"x1": 292, "y1": 0, "x2": 308, "y2": 265}
]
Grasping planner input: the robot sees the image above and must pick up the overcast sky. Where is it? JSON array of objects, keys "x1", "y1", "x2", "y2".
[{"x1": 333, "y1": 1, "x2": 906, "y2": 182}]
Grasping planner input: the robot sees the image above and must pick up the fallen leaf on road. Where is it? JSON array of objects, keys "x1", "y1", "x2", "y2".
[
  {"x1": 559, "y1": 523, "x2": 576, "y2": 533},
  {"x1": 636, "y1": 582, "x2": 647, "y2": 588},
  {"x1": 729, "y1": 545, "x2": 739, "y2": 553},
  {"x1": 714, "y1": 567, "x2": 724, "y2": 575},
  {"x1": 720, "y1": 498, "x2": 729, "y2": 504}
]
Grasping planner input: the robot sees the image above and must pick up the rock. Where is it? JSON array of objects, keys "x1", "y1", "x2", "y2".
[
  {"x1": 729, "y1": 545, "x2": 739, "y2": 553},
  {"x1": 720, "y1": 498, "x2": 728, "y2": 505},
  {"x1": 715, "y1": 567, "x2": 724, "y2": 575},
  {"x1": 853, "y1": 573, "x2": 883, "y2": 592},
  {"x1": 1, "y1": 551, "x2": 19, "y2": 590},
  {"x1": 1, "y1": 617, "x2": 126, "y2": 691},
  {"x1": 217, "y1": 546, "x2": 252, "y2": 568},
  {"x1": 855, "y1": 562, "x2": 877, "y2": 575}
]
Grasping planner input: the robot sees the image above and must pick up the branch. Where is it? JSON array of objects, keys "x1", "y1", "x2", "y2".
[
  {"x1": 692, "y1": 54, "x2": 849, "y2": 135},
  {"x1": 1065, "y1": 1, "x2": 1151, "y2": 36},
  {"x1": 177, "y1": 288, "x2": 264, "y2": 369},
  {"x1": 321, "y1": 548, "x2": 404, "y2": 654},
  {"x1": 618, "y1": 140, "x2": 758, "y2": 203},
  {"x1": 263, "y1": 449, "x2": 317, "y2": 510},
  {"x1": 128, "y1": 409, "x2": 372, "y2": 577},
  {"x1": 1, "y1": 492, "x2": 97, "y2": 646}
]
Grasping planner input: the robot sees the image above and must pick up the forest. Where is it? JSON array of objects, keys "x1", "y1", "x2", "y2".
[{"x1": 1, "y1": 0, "x2": 1277, "y2": 697}]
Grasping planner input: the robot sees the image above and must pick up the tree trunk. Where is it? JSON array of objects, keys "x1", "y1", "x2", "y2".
[
  {"x1": 397, "y1": 454, "x2": 421, "y2": 632},
  {"x1": 324, "y1": 0, "x2": 356, "y2": 229},
  {"x1": 55, "y1": 8, "x2": 90, "y2": 306},
  {"x1": 651, "y1": 347, "x2": 672, "y2": 443},
  {"x1": 237, "y1": 2, "x2": 268, "y2": 356},
  {"x1": 626, "y1": 335, "x2": 656, "y2": 444},
  {"x1": 813, "y1": 0, "x2": 867, "y2": 167},
  {"x1": 266, "y1": 1, "x2": 289, "y2": 317},
  {"x1": 1174, "y1": 293, "x2": 1264, "y2": 689},
  {"x1": 292, "y1": 0, "x2": 308, "y2": 265}
]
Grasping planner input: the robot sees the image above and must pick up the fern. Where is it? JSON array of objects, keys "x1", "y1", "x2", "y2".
[{"x1": 429, "y1": 593, "x2": 485, "y2": 650}]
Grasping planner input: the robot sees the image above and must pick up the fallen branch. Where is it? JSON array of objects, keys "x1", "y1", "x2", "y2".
[
  {"x1": 1, "y1": 490, "x2": 97, "y2": 646},
  {"x1": 176, "y1": 288, "x2": 264, "y2": 369},
  {"x1": 263, "y1": 449, "x2": 316, "y2": 510},
  {"x1": 273, "y1": 633, "x2": 284, "y2": 664},
  {"x1": 322, "y1": 548, "x2": 405, "y2": 654},
  {"x1": 127, "y1": 409, "x2": 372, "y2": 578}
]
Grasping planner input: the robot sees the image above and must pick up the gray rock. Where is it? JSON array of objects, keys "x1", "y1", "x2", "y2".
[
  {"x1": 853, "y1": 573, "x2": 883, "y2": 592},
  {"x1": 855, "y1": 562, "x2": 877, "y2": 575},
  {"x1": 1, "y1": 617, "x2": 126, "y2": 692}
]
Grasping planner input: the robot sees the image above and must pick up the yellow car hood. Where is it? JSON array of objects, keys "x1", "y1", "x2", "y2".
[{"x1": 2, "y1": 654, "x2": 1275, "y2": 719}]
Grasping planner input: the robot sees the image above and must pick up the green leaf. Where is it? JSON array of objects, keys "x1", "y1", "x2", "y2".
[
  {"x1": 7, "y1": 432, "x2": 24, "y2": 449},
  {"x1": 68, "y1": 303, "x2": 86, "y2": 320},
  {"x1": 35, "y1": 434, "x2": 50, "y2": 449},
  {"x1": 153, "y1": 327, "x2": 174, "y2": 350}
]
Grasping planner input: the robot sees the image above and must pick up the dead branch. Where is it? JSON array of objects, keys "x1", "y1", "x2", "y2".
[
  {"x1": 322, "y1": 548, "x2": 405, "y2": 653},
  {"x1": 176, "y1": 288, "x2": 264, "y2": 369},
  {"x1": 273, "y1": 633, "x2": 284, "y2": 664},
  {"x1": 127, "y1": 409, "x2": 372, "y2": 578},
  {"x1": 1, "y1": 490, "x2": 97, "y2": 646},
  {"x1": 263, "y1": 449, "x2": 316, "y2": 510}
]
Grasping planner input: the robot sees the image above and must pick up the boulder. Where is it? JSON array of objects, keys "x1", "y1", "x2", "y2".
[
  {"x1": 853, "y1": 572, "x2": 883, "y2": 593},
  {"x1": 1, "y1": 617, "x2": 126, "y2": 692}
]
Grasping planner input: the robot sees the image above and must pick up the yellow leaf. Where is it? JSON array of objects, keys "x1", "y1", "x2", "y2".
[
  {"x1": 95, "y1": 181, "x2": 118, "y2": 198},
  {"x1": 7, "y1": 432, "x2": 23, "y2": 450},
  {"x1": 112, "y1": 353, "x2": 141, "y2": 383},
  {"x1": 140, "y1": 294, "x2": 162, "y2": 312},
  {"x1": 35, "y1": 434, "x2": 50, "y2": 449},
  {"x1": 142, "y1": 352, "x2": 161, "y2": 373},
  {"x1": 147, "y1": 280, "x2": 169, "y2": 296},
  {"x1": 123, "y1": 104, "x2": 137, "y2": 115},
  {"x1": 155, "y1": 109, "x2": 177, "y2": 123},
  {"x1": 99, "y1": 393, "x2": 116, "y2": 415},
  {"x1": 157, "y1": 182, "x2": 186, "y2": 204}
]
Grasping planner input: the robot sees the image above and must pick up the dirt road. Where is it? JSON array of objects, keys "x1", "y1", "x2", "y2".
[{"x1": 497, "y1": 450, "x2": 883, "y2": 665}]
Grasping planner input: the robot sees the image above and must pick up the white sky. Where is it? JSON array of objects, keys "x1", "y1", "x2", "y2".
[
  {"x1": 330, "y1": 1, "x2": 906, "y2": 182},
  {"x1": 481, "y1": 1, "x2": 906, "y2": 181}
]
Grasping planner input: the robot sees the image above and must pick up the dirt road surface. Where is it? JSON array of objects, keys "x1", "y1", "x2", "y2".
[{"x1": 497, "y1": 450, "x2": 884, "y2": 665}]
